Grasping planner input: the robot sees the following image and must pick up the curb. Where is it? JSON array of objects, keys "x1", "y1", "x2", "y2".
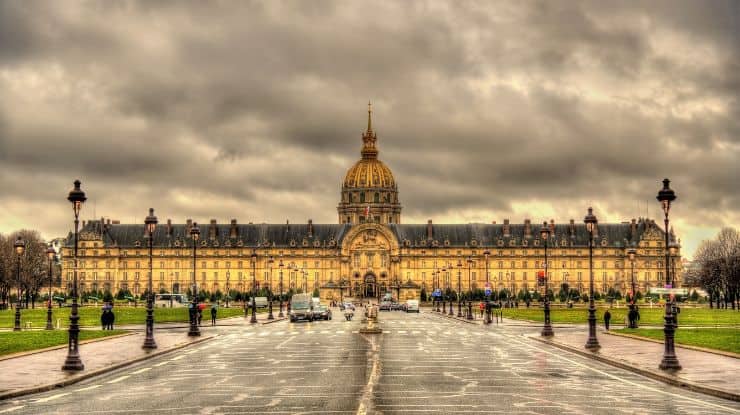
[
  {"x1": 0, "y1": 334, "x2": 217, "y2": 401},
  {"x1": 606, "y1": 331, "x2": 740, "y2": 359},
  {"x1": 0, "y1": 332, "x2": 135, "y2": 362},
  {"x1": 430, "y1": 311, "x2": 481, "y2": 325},
  {"x1": 531, "y1": 336, "x2": 740, "y2": 402}
]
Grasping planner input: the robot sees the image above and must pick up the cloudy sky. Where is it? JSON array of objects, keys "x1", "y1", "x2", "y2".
[{"x1": 1, "y1": 1, "x2": 738, "y2": 258}]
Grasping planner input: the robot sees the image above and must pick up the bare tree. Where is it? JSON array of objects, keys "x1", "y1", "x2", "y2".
[
  {"x1": 0, "y1": 230, "x2": 48, "y2": 309},
  {"x1": 695, "y1": 228, "x2": 740, "y2": 309}
]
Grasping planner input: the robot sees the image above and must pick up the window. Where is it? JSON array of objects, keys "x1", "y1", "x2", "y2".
[
  {"x1": 360, "y1": 192, "x2": 365, "y2": 203},
  {"x1": 159, "y1": 272, "x2": 164, "y2": 281},
  {"x1": 374, "y1": 193, "x2": 379, "y2": 203},
  {"x1": 498, "y1": 261, "x2": 503, "y2": 268}
]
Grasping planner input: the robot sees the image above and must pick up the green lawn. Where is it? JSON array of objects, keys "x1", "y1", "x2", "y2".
[
  {"x1": 0, "y1": 306, "x2": 246, "y2": 329},
  {"x1": 615, "y1": 328, "x2": 740, "y2": 355},
  {"x1": 0, "y1": 330, "x2": 127, "y2": 356},
  {"x1": 501, "y1": 306, "x2": 740, "y2": 326}
]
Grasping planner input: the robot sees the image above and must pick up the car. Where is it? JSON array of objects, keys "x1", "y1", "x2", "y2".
[
  {"x1": 340, "y1": 302, "x2": 355, "y2": 311},
  {"x1": 390, "y1": 302, "x2": 403, "y2": 311},
  {"x1": 405, "y1": 300, "x2": 419, "y2": 313},
  {"x1": 379, "y1": 301, "x2": 392, "y2": 311},
  {"x1": 289, "y1": 293, "x2": 314, "y2": 322},
  {"x1": 314, "y1": 305, "x2": 332, "y2": 320}
]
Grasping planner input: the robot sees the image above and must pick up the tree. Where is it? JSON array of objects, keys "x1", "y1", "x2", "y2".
[
  {"x1": 695, "y1": 228, "x2": 739, "y2": 309},
  {"x1": 0, "y1": 230, "x2": 49, "y2": 309}
]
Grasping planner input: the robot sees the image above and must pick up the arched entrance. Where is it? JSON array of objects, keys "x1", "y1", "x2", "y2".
[{"x1": 364, "y1": 273, "x2": 377, "y2": 298}]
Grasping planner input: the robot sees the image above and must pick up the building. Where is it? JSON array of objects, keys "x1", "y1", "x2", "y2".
[{"x1": 61, "y1": 105, "x2": 680, "y2": 302}]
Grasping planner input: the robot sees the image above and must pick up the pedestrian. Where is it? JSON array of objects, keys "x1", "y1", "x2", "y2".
[
  {"x1": 197, "y1": 308, "x2": 203, "y2": 326},
  {"x1": 101, "y1": 309, "x2": 107, "y2": 330},
  {"x1": 603, "y1": 309, "x2": 611, "y2": 330},
  {"x1": 479, "y1": 302, "x2": 485, "y2": 318},
  {"x1": 628, "y1": 307, "x2": 638, "y2": 328},
  {"x1": 211, "y1": 305, "x2": 217, "y2": 326},
  {"x1": 108, "y1": 308, "x2": 115, "y2": 330}
]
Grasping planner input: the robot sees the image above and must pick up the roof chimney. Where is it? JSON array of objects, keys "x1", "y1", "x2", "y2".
[
  {"x1": 209, "y1": 219, "x2": 217, "y2": 240},
  {"x1": 427, "y1": 219, "x2": 433, "y2": 240},
  {"x1": 503, "y1": 219, "x2": 510, "y2": 238},
  {"x1": 631, "y1": 218, "x2": 637, "y2": 240},
  {"x1": 167, "y1": 219, "x2": 173, "y2": 236},
  {"x1": 569, "y1": 219, "x2": 575, "y2": 237},
  {"x1": 524, "y1": 219, "x2": 531, "y2": 238},
  {"x1": 230, "y1": 219, "x2": 238, "y2": 239},
  {"x1": 308, "y1": 219, "x2": 313, "y2": 237}
]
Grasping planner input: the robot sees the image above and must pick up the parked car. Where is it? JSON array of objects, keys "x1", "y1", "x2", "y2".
[
  {"x1": 340, "y1": 302, "x2": 355, "y2": 311},
  {"x1": 390, "y1": 302, "x2": 403, "y2": 311},
  {"x1": 379, "y1": 301, "x2": 392, "y2": 311},
  {"x1": 405, "y1": 299, "x2": 420, "y2": 313},
  {"x1": 314, "y1": 305, "x2": 332, "y2": 320}
]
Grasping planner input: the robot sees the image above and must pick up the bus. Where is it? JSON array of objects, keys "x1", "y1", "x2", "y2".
[{"x1": 154, "y1": 293, "x2": 189, "y2": 308}]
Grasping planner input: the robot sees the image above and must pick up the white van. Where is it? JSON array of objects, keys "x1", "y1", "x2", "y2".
[{"x1": 405, "y1": 299, "x2": 420, "y2": 313}]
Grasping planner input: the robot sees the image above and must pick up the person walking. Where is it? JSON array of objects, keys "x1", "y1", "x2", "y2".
[
  {"x1": 211, "y1": 304, "x2": 217, "y2": 326},
  {"x1": 108, "y1": 308, "x2": 115, "y2": 330},
  {"x1": 197, "y1": 307, "x2": 203, "y2": 326},
  {"x1": 603, "y1": 309, "x2": 611, "y2": 331},
  {"x1": 479, "y1": 302, "x2": 485, "y2": 318},
  {"x1": 101, "y1": 309, "x2": 108, "y2": 330}
]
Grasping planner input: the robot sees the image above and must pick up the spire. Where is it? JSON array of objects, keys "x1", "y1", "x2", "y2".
[{"x1": 361, "y1": 101, "x2": 378, "y2": 159}]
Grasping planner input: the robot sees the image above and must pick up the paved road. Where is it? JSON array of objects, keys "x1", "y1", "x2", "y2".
[{"x1": 0, "y1": 311, "x2": 738, "y2": 414}]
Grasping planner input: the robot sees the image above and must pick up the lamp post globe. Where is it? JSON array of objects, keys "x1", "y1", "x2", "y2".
[
  {"x1": 584, "y1": 207, "x2": 600, "y2": 351},
  {"x1": 143, "y1": 208, "x2": 158, "y2": 349},
  {"x1": 627, "y1": 246, "x2": 638, "y2": 328},
  {"x1": 62, "y1": 179, "x2": 86, "y2": 371},
  {"x1": 13, "y1": 236, "x2": 25, "y2": 332},
  {"x1": 540, "y1": 222, "x2": 554, "y2": 337},
  {"x1": 250, "y1": 251, "x2": 258, "y2": 324},
  {"x1": 45, "y1": 244, "x2": 56, "y2": 330},
  {"x1": 188, "y1": 223, "x2": 201, "y2": 337},
  {"x1": 657, "y1": 178, "x2": 681, "y2": 370}
]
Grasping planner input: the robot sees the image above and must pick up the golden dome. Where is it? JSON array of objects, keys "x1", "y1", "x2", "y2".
[
  {"x1": 342, "y1": 102, "x2": 396, "y2": 189},
  {"x1": 343, "y1": 158, "x2": 396, "y2": 188}
]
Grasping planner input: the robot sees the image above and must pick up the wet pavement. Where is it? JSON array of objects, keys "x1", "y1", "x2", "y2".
[{"x1": 0, "y1": 310, "x2": 737, "y2": 414}]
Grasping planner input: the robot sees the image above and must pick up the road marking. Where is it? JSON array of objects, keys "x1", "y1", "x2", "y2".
[
  {"x1": 153, "y1": 361, "x2": 169, "y2": 367},
  {"x1": 75, "y1": 384, "x2": 102, "y2": 392},
  {"x1": 130, "y1": 367, "x2": 152, "y2": 375},
  {"x1": 106, "y1": 375, "x2": 130, "y2": 384},
  {"x1": 259, "y1": 332, "x2": 269, "y2": 336},
  {"x1": 397, "y1": 330, "x2": 407, "y2": 334},
  {"x1": 34, "y1": 393, "x2": 70, "y2": 403},
  {"x1": 336, "y1": 330, "x2": 345, "y2": 334},
  {"x1": 504, "y1": 333, "x2": 740, "y2": 413},
  {"x1": 275, "y1": 331, "x2": 285, "y2": 335},
  {"x1": 0, "y1": 406, "x2": 25, "y2": 413}
]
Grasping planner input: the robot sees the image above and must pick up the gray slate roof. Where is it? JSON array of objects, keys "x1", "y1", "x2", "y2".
[{"x1": 70, "y1": 218, "x2": 663, "y2": 249}]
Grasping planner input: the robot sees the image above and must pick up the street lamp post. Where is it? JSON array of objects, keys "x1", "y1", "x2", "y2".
[
  {"x1": 278, "y1": 258, "x2": 284, "y2": 317},
  {"x1": 446, "y1": 266, "x2": 453, "y2": 316},
  {"x1": 250, "y1": 251, "x2": 258, "y2": 324},
  {"x1": 466, "y1": 257, "x2": 473, "y2": 320},
  {"x1": 484, "y1": 250, "x2": 491, "y2": 324},
  {"x1": 267, "y1": 256, "x2": 275, "y2": 320},
  {"x1": 62, "y1": 179, "x2": 86, "y2": 371},
  {"x1": 143, "y1": 208, "x2": 158, "y2": 349},
  {"x1": 628, "y1": 246, "x2": 638, "y2": 329},
  {"x1": 13, "y1": 236, "x2": 25, "y2": 331},
  {"x1": 657, "y1": 178, "x2": 681, "y2": 370},
  {"x1": 540, "y1": 222, "x2": 554, "y2": 337},
  {"x1": 46, "y1": 244, "x2": 55, "y2": 330},
  {"x1": 188, "y1": 223, "x2": 201, "y2": 337},
  {"x1": 456, "y1": 259, "x2": 463, "y2": 317},
  {"x1": 584, "y1": 207, "x2": 600, "y2": 351}
]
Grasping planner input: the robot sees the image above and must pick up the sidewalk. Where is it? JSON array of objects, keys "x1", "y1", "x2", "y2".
[
  {"x1": 0, "y1": 330, "x2": 215, "y2": 400},
  {"x1": 532, "y1": 327, "x2": 740, "y2": 402}
]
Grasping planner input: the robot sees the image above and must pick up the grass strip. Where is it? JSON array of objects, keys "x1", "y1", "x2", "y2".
[
  {"x1": 0, "y1": 330, "x2": 127, "y2": 357},
  {"x1": 501, "y1": 307, "x2": 740, "y2": 326},
  {"x1": 0, "y1": 306, "x2": 246, "y2": 329},
  {"x1": 614, "y1": 328, "x2": 740, "y2": 355}
]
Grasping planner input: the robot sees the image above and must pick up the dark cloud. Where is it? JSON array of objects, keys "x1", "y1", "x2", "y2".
[{"x1": 0, "y1": 0, "x2": 738, "y2": 258}]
